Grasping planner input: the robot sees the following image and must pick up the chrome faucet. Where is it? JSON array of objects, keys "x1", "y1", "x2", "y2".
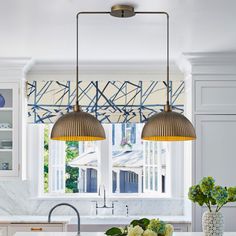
[
  {"x1": 98, "y1": 185, "x2": 107, "y2": 207},
  {"x1": 48, "y1": 203, "x2": 80, "y2": 235},
  {"x1": 92, "y1": 185, "x2": 117, "y2": 215}
]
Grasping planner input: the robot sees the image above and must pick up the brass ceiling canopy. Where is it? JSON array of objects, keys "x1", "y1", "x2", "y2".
[{"x1": 110, "y1": 5, "x2": 135, "y2": 18}]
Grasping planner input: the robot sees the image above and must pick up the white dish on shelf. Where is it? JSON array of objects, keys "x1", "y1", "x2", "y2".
[
  {"x1": 0, "y1": 140, "x2": 12, "y2": 149},
  {"x1": 0, "y1": 123, "x2": 12, "y2": 128}
]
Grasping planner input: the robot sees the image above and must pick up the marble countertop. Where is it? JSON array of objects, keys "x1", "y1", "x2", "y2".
[
  {"x1": 0, "y1": 215, "x2": 72, "y2": 224},
  {"x1": 0, "y1": 215, "x2": 191, "y2": 224},
  {"x1": 71, "y1": 215, "x2": 191, "y2": 225},
  {"x1": 13, "y1": 233, "x2": 236, "y2": 236}
]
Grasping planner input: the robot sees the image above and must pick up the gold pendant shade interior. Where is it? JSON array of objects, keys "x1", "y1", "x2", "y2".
[
  {"x1": 141, "y1": 105, "x2": 196, "y2": 141},
  {"x1": 51, "y1": 5, "x2": 196, "y2": 142},
  {"x1": 51, "y1": 106, "x2": 106, "y2": 141}
]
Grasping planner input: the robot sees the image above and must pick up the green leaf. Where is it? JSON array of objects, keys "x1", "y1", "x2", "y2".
[
  {"x1": 138, "y1": 218, "x2": 150, "y2": 228},
  {"x1": 228, "y1": 187, "x2": 236, "y2": 202},
  {"x1": 130, "y1": 220, "x2": 139, "y2": 227},
  {"x1": 105, "y1": 227, "x2": 123, "y2": 236},
  {"x1": 130, "y1": 218, "x2": 150, "y2": 230}
]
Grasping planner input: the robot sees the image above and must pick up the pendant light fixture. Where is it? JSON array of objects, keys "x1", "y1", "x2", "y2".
[
  {"x1": 51, "y1": 5, "x2": 196, "y2": 141},
  {"x1": 51, "y1": 12, "x2": 106, "y2": 141},
  {"x1": 141, "y1": 12, "x2": 196, "y2": 141}
]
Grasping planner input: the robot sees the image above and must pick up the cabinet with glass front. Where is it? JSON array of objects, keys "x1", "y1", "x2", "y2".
[{"x1": 0, "y1": 83, "x2": 18, "y2": 177}]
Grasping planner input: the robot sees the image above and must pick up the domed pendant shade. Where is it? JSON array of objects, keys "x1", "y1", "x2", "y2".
[
  {"x1": 141, "y1": 104, "x2": 196, "y2": 141},
  {"x1": 51, "y1": 105, "x2": 106, "y2": 141}
]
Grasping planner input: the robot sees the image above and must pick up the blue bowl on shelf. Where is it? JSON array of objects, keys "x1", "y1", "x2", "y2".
[{"x1": 0, "y1": 94, "x2": 5, "y2": 108}]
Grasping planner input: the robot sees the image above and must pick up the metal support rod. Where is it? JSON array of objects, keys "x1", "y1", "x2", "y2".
[
  {"x1": 75, "y1": 10, "x2": 170, "y2": 107},
  {"x1": 135, "y1": 12, "x2": 169, "y2": 105},
  {"x1": 76, "y1": 12, "x2": 110, "y2": 108}
]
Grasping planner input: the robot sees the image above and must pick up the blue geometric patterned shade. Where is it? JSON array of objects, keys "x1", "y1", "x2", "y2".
[{"x1": 27, "y1": 80, "x2": 184, "y2": 124}]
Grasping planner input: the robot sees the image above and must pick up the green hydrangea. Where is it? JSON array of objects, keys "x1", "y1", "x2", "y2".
[
  {"x1": 165, "y1": 224, "x2": 174, "y2": 236},
  {"x1": 212, "y1": 186, "x2": 228, "y2": 206},
  {"x1": 147, "y1": 219, "x2": 166, "y2": 235},
  {"x1": 199, "y1": 176, "x2": 215, "y2": 196},
  {"x1": 189, "y1": 177, "x2": 236, "y2": 213},
  {"x1": 188, "y1": 184, "x2": 207, "y2": 206},
  {"x1": 228, "y1": 187, "x2": 236, "y2": 202}
]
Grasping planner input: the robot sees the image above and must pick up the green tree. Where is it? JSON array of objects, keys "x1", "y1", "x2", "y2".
[
  {"x1": 44, "y1": 126, "x2": 80, "y2": 193},
  {"x1": 44, "y1": 125, "x2": 49, "y2": 193},
  {"x1": 65, "y1": 141, "x2": 79, "y2": 193}
]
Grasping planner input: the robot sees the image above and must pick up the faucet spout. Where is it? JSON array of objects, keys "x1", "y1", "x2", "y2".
[
  {"x1": 48, "y1": 203, "x2": 80, "y2": 235},
  {"x1": 103, "y1": 187, "x2": 106, "y2": 207}
]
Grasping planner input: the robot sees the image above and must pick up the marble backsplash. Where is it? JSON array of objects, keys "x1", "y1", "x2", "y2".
[{"x1": 0, "y1": 180, "x2": 184, "y2": 216}]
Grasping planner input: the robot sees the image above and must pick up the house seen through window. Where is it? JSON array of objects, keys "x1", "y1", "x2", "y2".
[{"x1": 43, "y1": 123, "x2": 169, "y2": 195}]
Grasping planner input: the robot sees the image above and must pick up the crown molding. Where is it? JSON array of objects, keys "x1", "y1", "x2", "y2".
[
  {"x1": 179, "y1": 52, "x2": 236, "y2": 75},
  {"x1": 183, "y1": 52, "x2": 236, "y2": 65},
  {"x1": 26, "y1": 60, "x2": 184, "y2": 82},
  {"x1": 0, "y1": 57, "x2": 32, "y2": 69},
  {"x1": 0, "y1": 57, "x2": 33, "y2": 79}
]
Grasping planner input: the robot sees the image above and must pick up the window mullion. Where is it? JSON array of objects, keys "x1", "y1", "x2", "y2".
[
  {"x1": 157, "y1": 143, "x2": 162, "y2": 194},
  {"x1": 98, "y1": 124, "x2": 112, "y2": 195},
  {"x1": 48, "y1": 124, "x2": 65, "y2": 194}
]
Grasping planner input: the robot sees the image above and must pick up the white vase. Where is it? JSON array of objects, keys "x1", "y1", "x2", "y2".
[{"x1": 202, "y1": 211, "x2": 224, "y2": 236}]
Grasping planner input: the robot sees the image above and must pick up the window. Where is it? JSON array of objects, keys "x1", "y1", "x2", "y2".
[
  {"x1": 29, "y1": 123, "x2": 178, "y2": 197},
  {"x1": 111, "y1": 123, "x2": 169, "y2": 195},
  {"x1": 43, "y1": 124, "x2": 98, "y2": 194}
]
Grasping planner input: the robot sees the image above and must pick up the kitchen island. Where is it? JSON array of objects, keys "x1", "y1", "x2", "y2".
[{"x1": 14, "y1": 233, "x2": 236, "y2": 236}]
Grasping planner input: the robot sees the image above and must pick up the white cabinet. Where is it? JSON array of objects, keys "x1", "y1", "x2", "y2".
[
  {"x1": 0, "y1": 58, "x2": 29, "y2": 180},
  {"x1": 0, "y1": 83, "x2": 19, "y2": 177},
  {"x1": 0, "y1": 223, "x2": 65, "y2": 236},
  {"x1": 194, "y1": 115, "x2": 236, "y2": 231},
  {"x1": 183, "y1": 52, "x2": 236, "y2": 232},
  {"x1": 0, "y1": 227, "x2": 7, "y2": 236},
  {"x1": 195, "y1": 80, "x2": 236, "y2": 113},
  {"x1": 8, "y1": 224, "x2": 64, "y2": 236},
  {"x1": 195, "y1": 115, "x2": 236, "y2": 185}
]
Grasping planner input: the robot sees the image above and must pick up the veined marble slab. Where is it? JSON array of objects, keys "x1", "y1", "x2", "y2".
[
  {"x1": 0, "y1": 215, "x2": 191, "y2": 224},
  {"x1": 73, "y1": 215, "x2": 191, "y2": 225}
]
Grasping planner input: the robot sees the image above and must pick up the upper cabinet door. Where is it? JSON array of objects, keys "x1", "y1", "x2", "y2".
[
  {"x1": 195, "y1": 80, "x2": 236, "y2": 114},
  {"x1": 0, "y1": 83, "x2": 18, "y2": 177},
  {"x1": 195, "y1": 114, "x2": 236, "y2": 186}
]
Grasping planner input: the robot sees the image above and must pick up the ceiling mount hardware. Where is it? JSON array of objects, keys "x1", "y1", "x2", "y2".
[{"x1": 110, "y1": 5, "x2": 135, "y2": 18}]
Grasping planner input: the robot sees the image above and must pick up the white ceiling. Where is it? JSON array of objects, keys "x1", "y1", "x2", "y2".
[{"x1": 1, "y1": 0, "x2": 236, "y2": 62}]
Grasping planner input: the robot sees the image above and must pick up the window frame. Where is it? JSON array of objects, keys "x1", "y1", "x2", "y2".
[{"x1": 28, "y1": 124, "x2": 183, "y2": 199}]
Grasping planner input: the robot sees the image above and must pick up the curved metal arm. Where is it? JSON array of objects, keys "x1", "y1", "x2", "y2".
[
  {"x1": 75, "y1": 10, "x2": 170, "y2": 107},
  {"x1": 135, "y1": 12, "x2": 170, "y2": 105},
  {"x1": 48, "y1": 203, "x2": 80, "y2": 235},
  {"x1": 75, "y1": 12, "x2": 110, "y2": 108}
]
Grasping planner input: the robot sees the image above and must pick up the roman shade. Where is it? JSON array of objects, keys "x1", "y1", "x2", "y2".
[{"x1": 27, "y1": 80, "x2": 184, "y2": 123}]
